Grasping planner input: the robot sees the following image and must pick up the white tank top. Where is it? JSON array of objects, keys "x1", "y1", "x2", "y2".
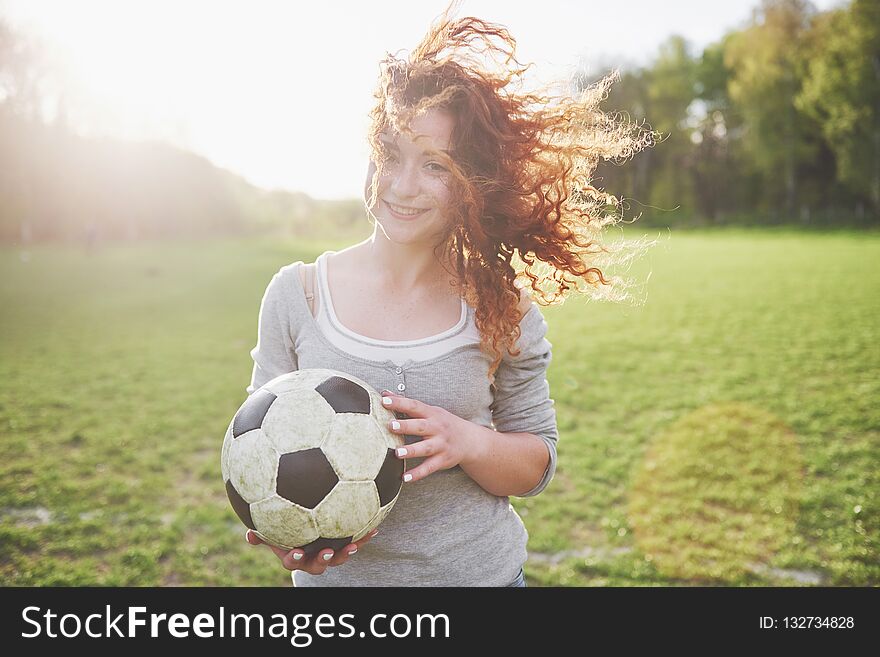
[{"x1": 313, "y1": 251, "x2": 482, "y2": 366}]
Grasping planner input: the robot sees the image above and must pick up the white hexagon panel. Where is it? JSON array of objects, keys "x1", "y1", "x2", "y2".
[
  {"x1": 260, "y1": 388, "x2": 335, "y2": 454},
  {"x1": 250, "y1": 494, "x2": 319, "y2": 550},
  {"x1": 314, "y1": 481, "x2": 380, "y2": 538},
  {"x1": 225, "y1": 429, "x2": 279, "y2": 503},
  {"x1": 368, "y1": 388, "x2": 399, "y2": 445},
  {"x1": 220, "y1": 416, "x2": 235, "y2": 483},
  {"x1": 322, "y1": 413, "x2": 389, "y2": 480}
]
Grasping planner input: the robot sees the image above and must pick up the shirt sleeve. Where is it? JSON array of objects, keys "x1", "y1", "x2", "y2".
[
  {"x1": 489, "y1": 301, "x2": 558, "y2": 497},
  {"x1": 245, "y1": 265, "x2": 300, "y2": 396}
]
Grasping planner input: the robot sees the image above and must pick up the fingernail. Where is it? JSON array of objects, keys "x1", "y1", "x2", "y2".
[
  {"x1": 244, "y1": 530, "x2": 251, "y2": 542},
  {"x1": 348, "y1": 547, "x2": 358, "y2": 555},
  {"x1": 382, "y1": 397, "x2": 392, "y2": 406},
  {"x1": 292, "y1": 552, "x2": 303, "y2": 561},
  {"x1": 396, "y1": 447, "x2": 407, "y2": 457},
  {"x1": 391, "y1": 420, "x2": 400, "y2": 430},
  {"x1": 403, "y1": 473, "x2": 413, "y2": 482},
  {"x1": 322, "y1": 552, "x2": 333, "y2": 561},
  {"x1": 380, "y1": 389, "x2": 392, "y2": 396},
  {"x1": 371, "y1": 529, "x2": 379, "y2": 537}
]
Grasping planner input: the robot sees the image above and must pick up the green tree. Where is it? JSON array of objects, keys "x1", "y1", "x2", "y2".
[
  {"x1": 688, "y1": 37, "x2": 741, "y2": 221},
  {"x1": 587, "y1": 37, "x2": 698, "y2": 225},
  {"x1": 797, "y1": 0, "x2": 880, "y2": 216},
  {"x1": 584, "y1": 67, "x2": 652, "y2": 217},
  {"x1": 725, "y1": 0, "x2": 823, "y2": 218},
  {"x1": 644, "y1": 35, "x2": 699, "y2": 218}
]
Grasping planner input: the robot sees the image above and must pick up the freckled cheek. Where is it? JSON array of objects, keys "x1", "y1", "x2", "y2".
[{"x1": 426, "y1": 181, "x2": 452, "y2": 210}]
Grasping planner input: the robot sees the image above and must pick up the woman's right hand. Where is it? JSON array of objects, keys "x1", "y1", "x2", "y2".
[{"x1": 245, "y1": 529, "x2": 378, "y2": 575}]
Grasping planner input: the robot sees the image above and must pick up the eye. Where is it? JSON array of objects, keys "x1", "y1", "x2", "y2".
[{"x1": 426, "y1": 162, "x2": 448, "y2": 173}]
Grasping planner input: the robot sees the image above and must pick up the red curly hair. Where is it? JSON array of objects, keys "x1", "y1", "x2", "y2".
[{"x1": 365, "y1": 1, "x2": 656, "y2": 383}]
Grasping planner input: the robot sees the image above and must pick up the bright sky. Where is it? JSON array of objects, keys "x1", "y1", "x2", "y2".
[{"x1": 1, "y1": 0, "x2": 845, "y2": 199}]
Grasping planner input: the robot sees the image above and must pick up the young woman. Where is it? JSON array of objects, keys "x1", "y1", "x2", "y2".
[{"x1": 244, "y1": 6, "x2": 653, "y2": 587}]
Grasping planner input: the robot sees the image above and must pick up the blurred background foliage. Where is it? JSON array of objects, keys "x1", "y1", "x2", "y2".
[{"x1": 590, "y1": 0, "x2": 879, "y2": 228}]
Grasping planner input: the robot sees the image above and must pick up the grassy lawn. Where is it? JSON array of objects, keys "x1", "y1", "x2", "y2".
[{"x1": 0, "y1": 228, "x2": 877, "y2": 586}]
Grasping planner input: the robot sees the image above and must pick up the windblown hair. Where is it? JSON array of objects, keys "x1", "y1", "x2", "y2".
[{"x1": 365, "y1": 1, "x2": 656, "y2": 383}]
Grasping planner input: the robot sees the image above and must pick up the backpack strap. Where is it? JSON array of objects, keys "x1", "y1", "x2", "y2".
[{"x1": 302, "y1": 262, "x2": 316, "y2": 317}]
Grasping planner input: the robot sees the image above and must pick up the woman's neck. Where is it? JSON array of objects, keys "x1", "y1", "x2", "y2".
[{"x1": 350, "y1": 229, "x2": 453, "y2": 293}]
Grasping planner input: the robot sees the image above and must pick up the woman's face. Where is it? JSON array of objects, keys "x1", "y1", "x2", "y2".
[{"x1": 366, "y1": 107, "x2": 455, "y2": 245}]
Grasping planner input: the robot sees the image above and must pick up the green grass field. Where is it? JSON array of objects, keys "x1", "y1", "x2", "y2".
[{"x1": 0, "y1": 228, "x2": 877, "y2": 586}]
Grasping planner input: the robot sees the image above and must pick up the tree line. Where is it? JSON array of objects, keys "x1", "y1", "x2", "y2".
[{"x1": 589, "y1": 0, "x2": 878, "y2": 227}]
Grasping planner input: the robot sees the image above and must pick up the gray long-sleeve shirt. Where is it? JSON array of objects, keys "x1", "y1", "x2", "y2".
[{"x1": 246, "y1": 258, "x2": 558, "y2": 586}]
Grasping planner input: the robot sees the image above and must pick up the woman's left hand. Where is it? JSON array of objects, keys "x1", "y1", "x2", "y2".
[{"x1": 379, "y1": 389, "x2": 484, "y2": 484}]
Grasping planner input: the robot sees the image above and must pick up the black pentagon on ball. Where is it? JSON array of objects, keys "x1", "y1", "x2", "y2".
[
  {"x1": 299, "y1": 536, "x2": 354, "y2": 557},
  {"x1": 233, "y1": 388, "x2": 277, "y2": 437},
  {"x1": 276, "y1": 448, "x2": 339, "y2": 509},
  {"x1": 375, "y1": 448, "x2": 404, "y2": 506},
  {"x1": 314, "y1": 376, "x2": 371, "y2": 414},
  {"x1": 225, "y1": 480, "x2": 255, "y2": 530}
]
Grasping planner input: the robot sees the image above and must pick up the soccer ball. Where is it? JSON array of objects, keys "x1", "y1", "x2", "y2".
[{"x1": 221, "y1": 369, "x2": 405, "y2": 556}]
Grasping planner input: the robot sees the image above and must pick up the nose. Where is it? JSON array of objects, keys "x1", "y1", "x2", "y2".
[{"x1": 389, "y1": 160, "x2": 420, "y2": 199}]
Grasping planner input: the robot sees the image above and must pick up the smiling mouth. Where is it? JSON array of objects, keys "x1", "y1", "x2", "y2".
[{"x1": 384, "y1": 200, "x2": 429, "y2": 217}]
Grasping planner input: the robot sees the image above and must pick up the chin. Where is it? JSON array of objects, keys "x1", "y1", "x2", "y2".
[
  {"x1": 375, "y1": 211, "x2": 447, "y2": 245},
  {"x1": 377, "y1": 222, "x2": 430, "y2": 246}
]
